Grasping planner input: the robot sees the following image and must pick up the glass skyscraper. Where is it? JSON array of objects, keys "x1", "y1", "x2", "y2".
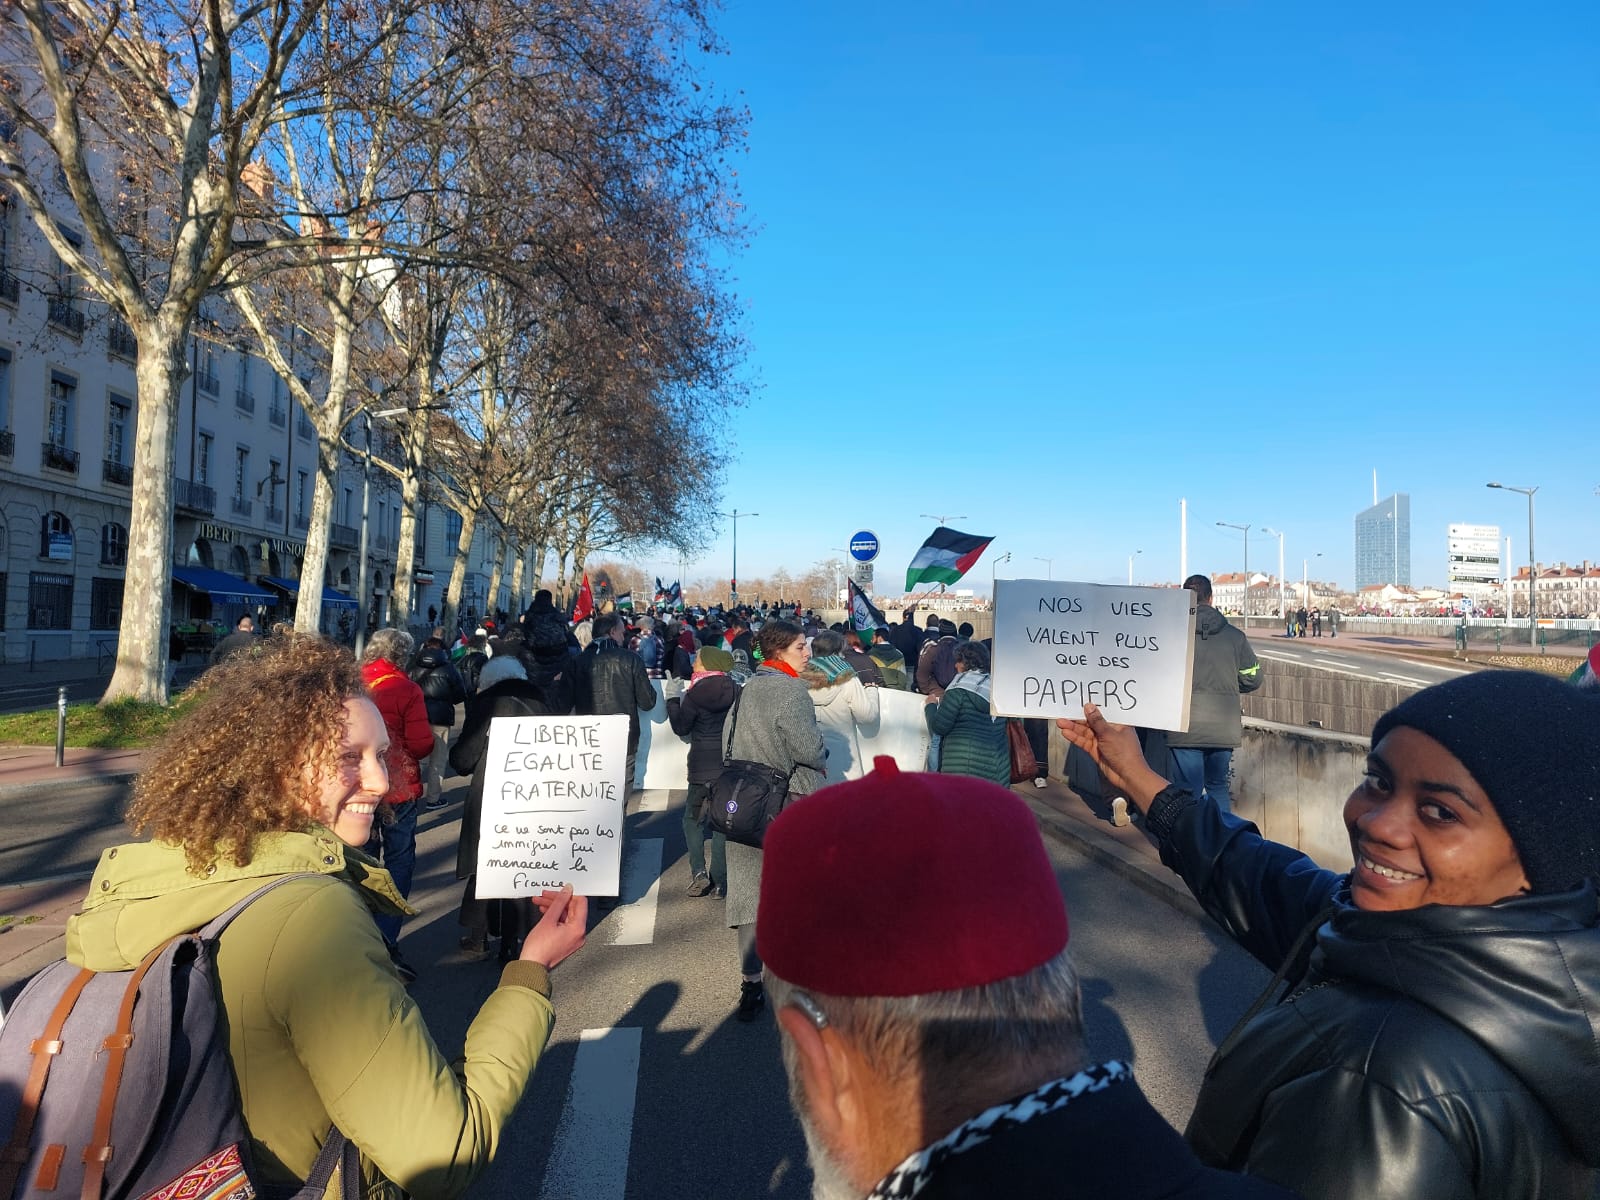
[{"x1": 1355, "y1": 493, "x2": 1411, "y2": 589}]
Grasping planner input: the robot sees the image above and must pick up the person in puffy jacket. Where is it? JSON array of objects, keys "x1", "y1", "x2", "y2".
[
  {"x1": 801, "y1": 629, "x2": 880, "y2": 786},
  {"x1": 1058, "y1": 670, "x2": 1600, "y2": 1200},
  {"x1": 666, "y1": 645, "x2": 737, "y2": 897},
  {"x1": 924, "y1": 641, "x2": 1009, "y2": 785},
  {"x1": 70, "y1": 634, "x2": 586, "y2": 1200},
  {"x1": 409, "y1": 636, "x2": 468, "y2": 809},
  {"x1": 359, "y1": 628, "x2": 435, "y2": 975}
]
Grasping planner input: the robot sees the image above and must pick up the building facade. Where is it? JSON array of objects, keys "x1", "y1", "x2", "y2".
[{"x1": 1354, "y1": 492, "x2": 1410, "y2": 589}]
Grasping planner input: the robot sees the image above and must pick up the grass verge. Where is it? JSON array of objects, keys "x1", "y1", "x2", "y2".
[{"x1": 0, "y1": 698, "x2": 187, "y2": 749}]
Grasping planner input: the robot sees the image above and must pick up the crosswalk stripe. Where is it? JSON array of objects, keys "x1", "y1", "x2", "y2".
[
  {"x1": 537, "y1": 1026, "x2": 643, "y2": 1200},
  {"x1": 605, "y1": 837, "x2": 663, "y2": 946}
]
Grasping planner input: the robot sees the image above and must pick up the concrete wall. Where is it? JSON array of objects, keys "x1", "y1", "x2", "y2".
[
  {"x1": 1241, "y1": 660, "x2": 1416, "y2": 736},
  {"x1": 1058, "y1": 718, "x2": 1363, "y2": 872}
]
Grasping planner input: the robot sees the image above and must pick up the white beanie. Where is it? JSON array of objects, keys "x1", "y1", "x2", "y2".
[{"x1": 477, "y1": 655, "x2": 527, "y2": 688}]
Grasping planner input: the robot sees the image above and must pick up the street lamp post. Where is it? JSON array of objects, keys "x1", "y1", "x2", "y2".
[
  {"x1": 1487, "y1": 482, "x2": 1538, "y2": 647},
  {"x1": 718, "y1": 509, "x2": 759, "y2": 607},
  {"x1": 1034, "y1": 556, "x2": 1054, "y2": 580},
  {"x1": 920, "y1": 512, "x2": 967, "y2": 528},
  {"x1": 1303, "y1": 553, "x2": 1322, "y2": 610},
  {"x1": 1127, "y1": 549, "x2": 1142, "y2": 585},
  {"x1": 1262, "y1": 527, "x2": 1285, "y2": 619},
  {"x1": 1216, "y1": 522, "x2": 1251, "y2": 621}
]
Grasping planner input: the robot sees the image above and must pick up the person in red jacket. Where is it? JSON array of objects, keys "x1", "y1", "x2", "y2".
[{"x1": 360, "y1": 626, "x2": 436, "y2": 981}]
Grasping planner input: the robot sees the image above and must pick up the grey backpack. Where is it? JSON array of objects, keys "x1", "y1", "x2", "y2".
[{"x1": 0, "y1": 876, "x2": 356, "y2": 1200}]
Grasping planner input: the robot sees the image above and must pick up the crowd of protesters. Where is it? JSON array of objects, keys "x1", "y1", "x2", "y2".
[{"x1": 32, "y1": 582, "x2": 1600, "y2": 1200}]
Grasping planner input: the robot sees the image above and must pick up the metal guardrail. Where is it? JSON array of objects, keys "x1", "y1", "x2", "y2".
[
  {"x1": 269, "y1": 404, "x2": 287, "y2": 428},
  {"x1": 331, "y1": 522, "x2": 359, "y2": 549},
  {"x1": 196, "y1": 368, "x2": 220, "y2": 395},
  {"x1": 230, "y1": 495, "x2": 253, "y2": 518},
  {"x1": 0, "y1": 269, "x2": 19, "y2": 304},
  {"x1": 47, "y1": 300, "x2": 85, "y2": 336},
  {"x1": 265, "y1": 506, "x2": 284, "y2": 525},
  {"x1": 102, "y1": 459, "x2": 133, "y2": 485},
  {"x1": 235, "y1": 389, "x2": 255, "y2": 414},
  {"x1": 174, "y1": 477, "x2": 216, "y2": 513},
  {"x1": 108, "y1": 318, "x2": 137, "y2": 359},
  {"x1": 42, "y1": 442, "x2": 79, "y2": 472}
]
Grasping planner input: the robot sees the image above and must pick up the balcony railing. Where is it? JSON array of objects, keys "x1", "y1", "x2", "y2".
[
  {"x1": 230, "y1": 495, "x2": 252, "y2": 518},
  {"x1": 0, "y1": 269, "x2": 18, "y2": 304},
  {"x1": 330, "y1": 522, "x2": 359, "y2": 550},
  {"x1": 265, "y1": 505, "x2": 284, "y2": 525},
  {"x1": 196, "y1": 368, "x2": 219, "y2": 396},
  {"x1": 174, "y1": 478, "x2": 216, "y2": 514},
  {"x1": 102, "y1": 459, "x2": 133, "y2": 486},
  {"x1": 296, "y1": 416, "x2": 315, "y2": 440},
  {"x1": 42, "y1": 442, "x2": 79, "y2": 473},
  {"x1": 108, "y1": 317, "x2": 137, "y2": 359},
  {"x1": 235, "y1": 389, "x2": 255, "y2": 414},
  {"x1": 376, "y1": 532, "x2": 396, "y2": 553},
  {"x1": 48, "y1": 300, "x2": 85, "y2": 337},
  {"x1": 268, "y1": 403, "x2": 287, "y2": 428},
  {"x1": 0, "y1": 429, "x2": 13, "y2": 457}
]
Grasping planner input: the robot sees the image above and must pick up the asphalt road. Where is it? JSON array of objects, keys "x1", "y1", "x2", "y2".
[
  {"x1": 0, "y1": 778, "x2": 133, "y2": 886},
  {"x1": 1245, "y1": 633, "x2": 1471, "y2": 689},
  {"x1": 394, "y1": 785, "x2": 1271, "y2": 1199}
]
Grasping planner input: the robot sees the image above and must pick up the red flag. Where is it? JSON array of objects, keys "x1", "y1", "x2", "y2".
[{"x1": 572, "y1": 573, "x2": 595, "y2": 622}]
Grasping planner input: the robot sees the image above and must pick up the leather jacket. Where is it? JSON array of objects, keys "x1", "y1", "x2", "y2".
[
  {"x1": 409, "y1": 646, "x2": 468, "y2": 727},
  {"x1": 1145, "y1": 788, "x2": 1600, "y2": 1200},
  {"x1": 573, "y1": 640, "x2": 656, "y2": 740}
]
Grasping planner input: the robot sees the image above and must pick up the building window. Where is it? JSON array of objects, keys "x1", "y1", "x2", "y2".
[
  {"x1": 0, "y1": 199, "x2": 15, "y2": 303},
  {"x1": 0, "y1": 347, "x2": 11, "y2": 452},
  {"x1": 100, "y1": 522, "x2": 127, "y2": 566},
  {"x1": 0, "y1": 571, "x2": 7, "y2": 630},
  {"x1": 47, "y1": 374, "x2": 74, "y2": 449},
  {"x1": 196, "y1": 431, "x2": 212, "y2": 484},
  {"x1": 295, "y1": 470, "x2": 308, "y2": 524},
  {"x1": 48, "y1": 229, "x2": 85, "y2": 334},
  {"x1": 90, "y1": 577, "x2": 123, "y2": 628},
  {"x1": 234, "y1": 446, "x2": 249, "y2": 501},
  {"x1": 343, "y1": 486, "x2": 354, "y2": 526},
  {"x1": 445, "y1": 510, "x2": 462, "y2": 546},
  {"x1": 106, "y1": 393, "x2": 131, "y2": 463},
  {"x1": 39, "y1": 510, "x2": 73, "y2": 561},
  {"x1": 267, "y1": 457, "x2": 281, "y2": 512},
  {"x1": 28, "y1": 571, "x2": 73, "y2": 630},
  {"x1": 196, "y1": 337, "x2": 219, "y2": 395}
]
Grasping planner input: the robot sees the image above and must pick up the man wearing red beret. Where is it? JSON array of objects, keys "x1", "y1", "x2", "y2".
[{"x1": 757, "y1": 758, "x2": 1294, "y2": 1199}]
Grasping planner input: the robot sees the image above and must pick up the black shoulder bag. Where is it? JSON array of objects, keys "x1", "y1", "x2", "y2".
[{"x1": 707, "y1": 684, "x2": 794, "y2": 849}]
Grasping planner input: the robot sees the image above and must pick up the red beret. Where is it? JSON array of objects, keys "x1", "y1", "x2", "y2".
[{"x1": 757, "y1": 756, "x2": 1068, "y2": 997}]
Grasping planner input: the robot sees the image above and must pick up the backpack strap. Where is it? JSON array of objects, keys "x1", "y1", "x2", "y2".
[
  {"x1": 721, "y1": 685, "x2": 745, "y2": 768},
  {"x1": 79, "y1": 876, "x2": 326, "y2": 1200},
  {"x1": 0, "y1": 967, "x2": 95, "y2": 1200}
]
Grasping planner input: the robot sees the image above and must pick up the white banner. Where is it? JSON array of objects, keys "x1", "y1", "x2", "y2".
[
  {"x1": 476, "y1": 714, "x2": 629, "y2": 898},
  {"x1": 990, "y1": 579, "x2": 1197, "y2": 730}
]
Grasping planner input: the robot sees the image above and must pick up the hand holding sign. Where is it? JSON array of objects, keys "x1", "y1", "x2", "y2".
[
  {"x1": 1056, "y1": 704, "x2": 1171, "y2": 809},
  {"x1": 519, "y1": 885, "x2": 589, "y2": 968}
]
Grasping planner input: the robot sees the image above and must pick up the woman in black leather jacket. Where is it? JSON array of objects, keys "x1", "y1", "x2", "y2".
[{"x1": 1059, "y1": 670, "x2": 1600, "y2": 1200}]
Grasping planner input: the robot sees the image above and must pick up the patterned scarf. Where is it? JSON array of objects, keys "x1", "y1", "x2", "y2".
[
  {"x1": 806, "y1": 653, "x2": 852, "y2": 684},
  {"x1": 865, "y1": 1061, "x2": 1133, "y2": 1200},
  {"x1": 945, "y1": 669, "x2": 992, "y2": 703}
]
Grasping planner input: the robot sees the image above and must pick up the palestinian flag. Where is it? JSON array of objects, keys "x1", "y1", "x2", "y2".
[
  {"x1": 668, "y1": 581, "x2": 684, "y2": 611},
  {"x1": 847, "y1": 576, "x2": 887, "y2": 642},
  {"x1": 905, "y1": 527, "x2": 994, "y2": 590},
  {"x1": 654, "y1": 577, "x2": 669, "y2": 605},
  {"x1": 615, "y1": 591, "x2": 634, "y2": 612}
]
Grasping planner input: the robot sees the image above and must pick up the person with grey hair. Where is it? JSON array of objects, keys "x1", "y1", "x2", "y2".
[
  {"x1": 359, "y1": 627, "x2": 435, "y2": 981},
  {"x1": 757, "y1": 759, "x2": 1291, "y2": 1199},
  {"x1": 923, "y1": 641, "x2": 1008, "y2": 785}
]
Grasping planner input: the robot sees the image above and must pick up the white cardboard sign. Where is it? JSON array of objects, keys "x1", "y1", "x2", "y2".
[
  {"x1": 475, "y1": 713, "x2": 629, "y2": 898},
  {"x1": 990, "y1": 579, "x2": 1197, "y2": 731}
]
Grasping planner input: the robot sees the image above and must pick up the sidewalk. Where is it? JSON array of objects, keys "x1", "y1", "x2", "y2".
[{"x1": 0, "y1": 744, "x2": 146, "y2": 800}]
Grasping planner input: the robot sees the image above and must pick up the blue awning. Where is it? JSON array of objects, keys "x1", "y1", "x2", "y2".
[
  {"x1": 258, "y1": 574, "x2": 359, "y2": 609},
  {"x1": 171, "y1": 566, "x2": 276, "y2": 605}
]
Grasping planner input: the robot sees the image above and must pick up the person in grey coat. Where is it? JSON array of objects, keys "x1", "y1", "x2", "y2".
[
  {"x1": 720, "y1": 619, "x2": 826, "y2": 1022},
  {"x1": 1166, "y1": 575, "x2": 1262, "y2": 814}
]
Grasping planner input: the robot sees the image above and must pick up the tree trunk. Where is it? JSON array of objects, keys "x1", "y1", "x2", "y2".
[
  {"x1": 101, "y1": 326, "x2": 188, "y2": 704},
  {"x1": 442, "y1": 502, "x2": 479, "y2": 634},
  {"x1": 486, "y1": 535, "x2": 506, "y2": 620},
  {"x1": 296, "y1": 437, "x2": 340, "y2": 637},
  {"x1": 508, "y1": 546, "x2": 525, "y2": 617},
  {"x1": 389, "y1": 373, "x2": 434, "y2": 626}
]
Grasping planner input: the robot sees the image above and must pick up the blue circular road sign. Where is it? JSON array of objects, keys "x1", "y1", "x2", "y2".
[{"x1": 849, "y1": 531, "x2": 880, "y2": 563}]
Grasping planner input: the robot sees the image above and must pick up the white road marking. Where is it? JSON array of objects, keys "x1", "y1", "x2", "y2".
[
  {"x1": 635, "y1": 788, "x2": 671, "y2": 812},
  {"x1": 538, "y1": 1026, "x2": 643, "y2": 1200},
  {"x1": 605, "y1": 837, "x2": 663, "y2": 947},
  {"x1": 1255, "y1": 650, "x2": 1368, "y2": 677},
  {"x1": 1380, "y1": 673, "x2": 1431, "y2": 687}
]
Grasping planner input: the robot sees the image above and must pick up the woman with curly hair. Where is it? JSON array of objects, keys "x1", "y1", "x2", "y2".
[{"x1": 66, "y1": 634, "x2": 587, "y2": 1200}]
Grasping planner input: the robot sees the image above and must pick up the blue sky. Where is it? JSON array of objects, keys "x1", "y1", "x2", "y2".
[{"x1": 675, "y1": 1, "x2": 1598, "y2": 596}]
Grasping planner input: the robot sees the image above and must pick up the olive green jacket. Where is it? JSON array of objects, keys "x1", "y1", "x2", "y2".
[{"x1": 66, "y1": 829, "x2": 555, "y2": 1200}]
